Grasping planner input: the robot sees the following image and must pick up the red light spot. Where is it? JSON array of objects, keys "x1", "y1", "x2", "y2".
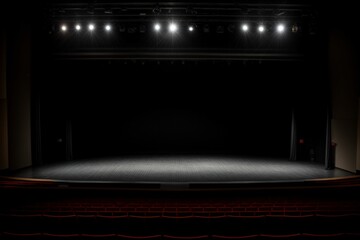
[{"x1": 299, "y1": 139, "x2": 304, "y2": 144}]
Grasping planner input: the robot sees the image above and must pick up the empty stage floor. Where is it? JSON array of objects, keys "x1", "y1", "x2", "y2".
[{"x1": 10, "y1": 156, "x2": 353, "y2": 183}]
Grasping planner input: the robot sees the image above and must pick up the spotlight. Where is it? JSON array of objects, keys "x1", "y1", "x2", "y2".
[
  {"x1": 154, "y1": 23, "x2": 161, "y2": 32},
  {"x1": 292, "y1": 24, "x2": 299, "y2": 33},
  {"x1": 119, "y1": 25, "x2": 126, "y2": 33},
  {"x1": 128, "y1": 26, "x2": 137, "y2": 34},
  {"x1": 88, "y1": 24, "x2": 95, "y2": 31},
  {"x1": 216, "y1": 25, "x2": 225, "y2": 34},
  {"x1": 153, "y1": 7, "x2": 161, "y2": 14},
  {"x1": 105, "y1": 24, "x2": 112, "y2": 31},
  {"x1": 60, "y1": 25, "x2": 67, "y2": 32},
  {"x1": 277, "y1": 24, "x2": 285, "y2": 33},
  {"x1": 227, "y1": 24, "x2": 235, "y2": 33},
  {"x1": 188, "y1": 25, "x2": 194, "y2": 32},
  {"x1": 258, "y1": 25, "x2": 265, "y2": 33},
  {"x1": 203, "y1": 24, "x2": 210, "y2": 33},
  {"x1": 241, "y1": 24, "x2": 249, "y2": 32},
  {"x1": 75, "y1": 24, "x2": 81, "y2": 31},
  {"x1": 169, "y1": 22, "x2": 178, "y2": 33}
]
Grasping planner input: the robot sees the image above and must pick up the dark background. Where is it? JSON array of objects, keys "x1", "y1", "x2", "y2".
[{"x1": 39, "y1": 59, "x2": 326, "y2": 161}]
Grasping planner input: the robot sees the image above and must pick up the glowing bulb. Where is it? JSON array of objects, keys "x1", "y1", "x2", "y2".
[
  {"x1": 88, "y1": 24, "x2": 95, "y2": 31},
  {"x1": 75, "y1": 24, "x2": 81, "y2": 31},
  {"x1": 169, "y1": 23, "x2": 178, "y2": 33},
  {"x1": 188, "y1": 25, "x2": 194, "y2": 32},
  {"x1": 258, "y1": 25, "x2": 265, "y2": 33},
  {"x1": 105, "y1": 24, "x2": 112, "y2": 31},
  {"x1": 154, "y1": 23, "x2": 161, "y2": 32},
  {"x1": 241, "y1": 24, "x2": 249, "y2": 32},
  {"x1": 61, "y1": 25, "x2": 67, "y2": 32},
  {"x1": 277, "y1": 24, "x2": 285, "y2": 33}
]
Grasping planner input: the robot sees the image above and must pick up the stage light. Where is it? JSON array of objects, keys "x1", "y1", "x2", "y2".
[
  {"x1": 128, "y1": 27, "x2": 137, "y2": 34},
  {"x1": 75, "y1": 24, "x2": 81, "y2": 31},
  {"x1": 258, "y1": 25, "x2": 265, "y2": 33},
  {"x1": 60, "y1": 25, "x2": 67, "y2": 32},
  {"x1": 154, "y1": 23, "x2": 161, "y2": 32},
  {"x1": 169, "y1": 22, "x2": 178, "y2": 33},
  {"x1": 292, "y1": 24, "x2": 299, "y2": 33},
  {"x1": 227, "y1": 24, "x2": 235, "y2": 33},
  {"x1": 241, "y1": 24, "x2": 249, "y2": 32},
  {"x1": 203, "y1": 24, "x2": 210, "y2": 33},
  {"x1": 105, "y1": 24, "x2": 112, "y2": 31},
  {"x1": 188, "y1": 25, "x2": 194, "y2": 32},
  {"x1": 88, "y1": 24, "x2": 95, "y2": 31},
  {"x1": 153, "y1": 7, "x2": 161, "y2": 14},
  {"x1": 216, "y1": 25, "x2": 225, "y2": 34},
  {"x1": 277, "y1": 24, "x2": 285, "y2": 33}
]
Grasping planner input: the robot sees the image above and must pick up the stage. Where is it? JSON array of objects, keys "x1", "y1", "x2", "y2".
[{"x1": 8, "y1": 156, "x2": 352, "y2": 184}]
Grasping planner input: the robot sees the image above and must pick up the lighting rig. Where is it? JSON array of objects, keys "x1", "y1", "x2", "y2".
[{"x1": 46, "y1": 2, "x2": 317, "y2": 60}]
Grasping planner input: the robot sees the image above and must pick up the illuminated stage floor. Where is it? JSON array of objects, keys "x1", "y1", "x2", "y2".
[{"x1": 11, "y1": 156, "x2": 353, "y2": 183}]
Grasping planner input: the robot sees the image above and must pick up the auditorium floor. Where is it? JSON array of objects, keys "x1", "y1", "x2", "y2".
[{"x1": 9, "y1": 156, "x2": 353, "y2": 183}]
